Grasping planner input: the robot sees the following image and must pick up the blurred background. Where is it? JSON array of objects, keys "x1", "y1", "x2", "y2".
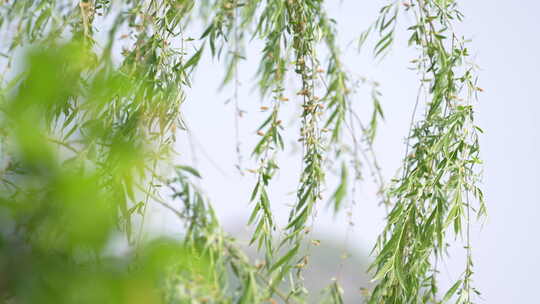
[{"x1": 140, "y1": 1, "x2": 540, "y2": 303}]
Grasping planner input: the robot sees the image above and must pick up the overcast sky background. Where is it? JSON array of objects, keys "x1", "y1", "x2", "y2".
[{"x1": 144, "y1": 1, "x2": 540, "y2": 303}]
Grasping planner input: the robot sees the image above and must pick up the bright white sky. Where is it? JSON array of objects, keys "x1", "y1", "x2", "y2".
[{"x1": 144, "y1": 1, "x2": 540, "y2": 303}]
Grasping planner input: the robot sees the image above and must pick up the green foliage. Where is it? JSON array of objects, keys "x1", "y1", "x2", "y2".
[
  {"x1": 0, "y1": 45, "x2": 213, "y2": 304},
  {"x1": 367, "y1": 1, "x2": 485, "y2": 303},
  {"x1": 0, "y1": 0, "x2": 484, "y2": 303}
]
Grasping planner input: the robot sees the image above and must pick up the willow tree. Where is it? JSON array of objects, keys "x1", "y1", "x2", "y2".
[{"x1": 0, "y1": 0, "x2": 485, "y2": 303}]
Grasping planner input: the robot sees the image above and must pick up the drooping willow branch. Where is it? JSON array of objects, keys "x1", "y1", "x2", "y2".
[{"x1": 367, "y1": 1, "x2": 485, "y2": 303}]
